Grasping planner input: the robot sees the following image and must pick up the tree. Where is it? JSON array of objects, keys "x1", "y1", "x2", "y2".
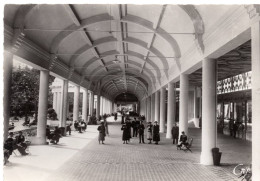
[{"x1": 10, "y1": 65, "x2": 55, "y2": 119}]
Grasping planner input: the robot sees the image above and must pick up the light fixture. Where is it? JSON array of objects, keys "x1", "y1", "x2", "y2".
[{"x1": 112, "y1": 55, "x2": 120, "y2": 64}]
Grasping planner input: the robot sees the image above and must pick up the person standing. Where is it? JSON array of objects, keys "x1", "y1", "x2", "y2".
[
  {"x1": 153, "y1": 121, "x2": 160, "y2": 145},
  {"x1": 147, "y1": 122, "x2": 153, "y2": 144},
  {"x1": 97, "y1": 122, "x2": 106, "y2": 144},
  {"x1": 121, "y1": 123, "x2": 129, "y2": 144},
  {"x1": 104, "y1": 119, "x2": 109, "y2": 136},
  {"x1": 114, "y1": 112, "x2": 117, "y2": 121},
  {"x1": 138, "y1": 121, "x2": 145, "y2": 144},
  {"x1": 171, "y1": 123, "x2": 179, "y2": 144},
  {"x1": 132, "y1": 118, "x2": 137, "y2": 137},
  {"x1": 126, "y1": 119, "x2": 132, "y2": 141}
]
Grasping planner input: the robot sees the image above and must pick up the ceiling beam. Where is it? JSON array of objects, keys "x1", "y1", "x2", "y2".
[
  {"x1": 63, "y1": 5, "x2": 81, "y2": 26},
  {"x1": 109, "y1": 4, "x2": 127, "y2": 92},
  {"x1": 140, "y1": 5, "x2": 166, "y2": 78},
  {"x1": 63, "y1": 5, "x2": 107, "y2": 72}
]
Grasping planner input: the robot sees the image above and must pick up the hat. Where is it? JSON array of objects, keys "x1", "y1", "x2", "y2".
[{"x1": 154, "y1": 121, "x2": 158, "y2": 123}]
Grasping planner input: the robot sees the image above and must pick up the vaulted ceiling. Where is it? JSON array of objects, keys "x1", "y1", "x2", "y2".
[{"x1": 5, "y1": 4, "x2": 245, "y2": 101}]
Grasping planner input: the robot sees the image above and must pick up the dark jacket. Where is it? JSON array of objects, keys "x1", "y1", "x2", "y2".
[{"x1": 153, "y1": 125, "x2": 160, "y2": 141}]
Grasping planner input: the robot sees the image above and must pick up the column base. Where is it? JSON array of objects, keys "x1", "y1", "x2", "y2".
[
  {"x1": 31, "y1": 137, "x2": 48, "y2": 145},
  {"x1": 200, "y1": 151, "x2": 213, "y2": 165}
]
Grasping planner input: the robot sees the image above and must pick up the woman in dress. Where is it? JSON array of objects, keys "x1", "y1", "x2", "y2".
[
  {"x1": 121, "y1": 123, "x2": 129, "y2": 144},
  {"x1": 153, "y1": 121, "x2": 160, "y2": 145},
  {"x1": 97, "y1": 122, "x2": 106, "y2": 144},
  {"x1": 147, "y1": 122, "x2": 153, "y2": 144}
]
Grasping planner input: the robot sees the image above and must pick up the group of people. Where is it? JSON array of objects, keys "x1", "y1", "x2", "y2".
[
  {"x1": 4, "y1": 131, "x2": 29, "y2": 164},
  {"x1": 121, "y1": 118, "x2": 160, "y2": 145},
  {"x1": 46, "y1": 125, "x2": 63, "y2": 144},
  {"x1": 74, "y1": 120, "x2": 87, "y2": 133}
]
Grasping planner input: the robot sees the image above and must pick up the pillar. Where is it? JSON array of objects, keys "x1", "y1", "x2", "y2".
[
  {"x1": 3, "y1": 51, "x2": 13, "y2": 140},
  {"x1": 147, "y1": 96, "x2": 151, "y2": 121},
  {"x1": 151, "y1": 93, "x2": 155, "y2": 122},
  {"x1": 73, "y1": 85, "x2": 80, "y2": 122},
  {"x1": 166, "y1": 82, "x2": 176, "y2": 138},
  {"x1": 251, "y1": 20, "x2": 260, "y2": 181},
  {"x1": 82, "y1": 88, "x2": 88, "y2": 122},
  {"x1": 179, "y1": 74, "x2": 189, "y2": 136},
  {"x1": 56, "y1": 92, "x2": 61, "y2": 120},
  {"x1": 53, "y1": 92, "x2": 57, "y2": 112},
  {"x1": 194, "y1": 87, "x2": 200, "y2": 127},
  {"x1": 96, "y1": 94, "x2": 100, "y2": 118},
  {"x1": 90, "y1": 92, "x2": 94, "y2": 116},
  {"x1": 200, "y1": 58, "x2": 217, "y2": 165},
  {"x1": 160, "y1": 87, "x2": 166, "y2": 133},
  {"x1": 36, "y1": 70, "x2": 49, "y2": 144},
  {"x1": 60, "y1": 80, "x2": 68, "y2": 135},
  {"x1": 155, "y1": 91, "x2": 160, "y2": 122},
  {"x1": 100, "y1": 96, "x2": 103, "y2": 115}
]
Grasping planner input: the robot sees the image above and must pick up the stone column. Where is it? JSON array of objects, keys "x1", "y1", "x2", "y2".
[
  {"x1": 82, "y1": 88, "x2": 88, "y2": 122},
  {"x1": 91, "y1": 92, "x2": 94, "y2": 116},
  {"x1": 3, "y1": 51, "x2": 13, "y2": 140},
  {"x1": 160, "y1": 87, "x2": 166, "y2": 133},
  {"x1": 100, "y1": 96, "x2": 103, "y2": 115},
  {"x1": 251, "y1": 20, "x2": 260, "y2": 181},
  {"x1": 155, "y1": 91, "x2": 160, "y2": 122},
  {"x1": 179, "y1": 74, "x2": 189, "y2": 136},
  {"x1": 200, "y1": 58, "x2": 217, "y2": 165},
  {"x1": 166, "y1": 82, "x2": 176, "y2": 138},
  {"x1": 60, "y1": 80, "x2": 68, "y2": 135},
  {"x1": 151, "y1": 93, "x2": 155, "y2": 122},
  {"x1": 73, "y1": 85, "x2": 80, "y2": 122},
  {"x1": 36, "y1": 70, "x2": 49, "y2": 144},
  {"x1": 194, "y1": 87, "x2": 200, "y2": 127},
  {"x1": 53, "y1": 92, "x2": 57, "y2": 112},
  {"x1": 96, "y1": 94, "x2": 100, "y2": 118},
  {"x1": 147, "y1": 96, "x2": 151, "y2": 121}
]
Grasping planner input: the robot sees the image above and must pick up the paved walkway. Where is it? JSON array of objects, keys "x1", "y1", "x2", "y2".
[{"x1": 4, "y1": 116, "x2": 252, "y2": 181}]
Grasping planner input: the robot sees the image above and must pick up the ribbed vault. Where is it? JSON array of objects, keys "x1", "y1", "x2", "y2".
[{"x1": 7, "y1": 4, "x2": 205, "y2": 100}]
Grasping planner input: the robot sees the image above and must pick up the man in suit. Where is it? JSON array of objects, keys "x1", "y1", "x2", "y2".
[
  {"x1": 153, "y1": 121, "x2": 160, "y2": 145},
  {"x1": 178, "y1": 131, "x2": 188, "y2": 148},
  {"x1": 132, "y1": 118, "x2": 137, "y2": 137},
  {"x1": 171, "y1": 123, "x2": 179, "y2": 144},
  {"x1": 138, "y1": 121, "x2": 145, "y2": 144}
]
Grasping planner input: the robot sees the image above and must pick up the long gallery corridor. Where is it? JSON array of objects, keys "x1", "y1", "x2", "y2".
[{"x1": 4, "y1": 117, "x2": 246, "y2": 181}]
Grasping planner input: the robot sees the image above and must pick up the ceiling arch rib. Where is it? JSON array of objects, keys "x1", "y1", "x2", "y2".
[
  {"x1": 95, "y1": 69, "x2": 155, "y2": 90},
  {"x1": 100, "y1": 75, "x2": 148, "y2": 93},
  {"x1": 106, "y1": 77, "x2": 147, "y2": 94},
  {"x1": 90, "y1": 64, "x2": 156, "y2": 86},
  {"x1": 79, "y1": 50, "x2": 162, "y2": 81},
  {"x1": 69, "y1": 36, "x2": 169, "y2": 78},
  {"x1": 179, "y1": 5, "x2": 205, "y2": 53},
  {"x1": 88, "y1": 59, "x2": 158, "y2": 83}
]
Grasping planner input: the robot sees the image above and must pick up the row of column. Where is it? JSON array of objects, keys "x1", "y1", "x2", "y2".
[
  {"x1": 96, "y1": 94, "x2": 114, "y2": 118},
  {"x1": 144, "y1": 60, "x2": 216, "y2": 165}
]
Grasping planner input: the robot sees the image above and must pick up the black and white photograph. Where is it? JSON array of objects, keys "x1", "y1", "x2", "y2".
[{"x1": 1, "y1": 1, "x2": 260, "y2": 181}]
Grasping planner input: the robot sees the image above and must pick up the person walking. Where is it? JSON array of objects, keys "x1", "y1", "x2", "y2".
[
  {"x1": 171, "y1": 123, "x2": 179, "y2": 144},
  {"x1": 121, "y1": 123, "x2": 129, "y2": 144},
  {"x1": 153, "y1": 121, "x2": 160, "y2": 145},
  {"x1": 147, "y1": 122, "x2": 153, "y2": 144},
  {"x1": 104, "y1": 119, "x2": 109, "y2": 136},
  {"x1": 97, "y1": 122, "x2": 106, "y2": 144},
  {"x1": 138, "y1": 121, "x2": 145, "y2": 144}
]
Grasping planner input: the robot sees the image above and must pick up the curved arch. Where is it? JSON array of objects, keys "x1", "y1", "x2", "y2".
[
  {"x1": 88, "y1": 59, "x2": 159, "y2": 83},
  {"x1": 95, "y1": 69, "x2": 155, "y2": 89},
  {"x1": 49, "y1": 14, "x2": 181, "y2": 56},
  {"x1": 179, "y1": 5, "x2": 205, "y2": 52},
  {"x1": 101, "y1": 75, "x2": 148, "y2": 93},
  {"x1": 80, "y1": 50, "x2": 162, "y2": 79},
  {"x1": 90, "y1": 63, "x2": 156, "y2": 85},
  {"x1": 72, "y1": 36, "x2": 169, "y2": 76}
]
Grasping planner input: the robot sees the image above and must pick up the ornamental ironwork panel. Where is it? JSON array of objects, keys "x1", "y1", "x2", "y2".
[{"x1": 217, "y1": 71, "x2": 251, "y2": 94}]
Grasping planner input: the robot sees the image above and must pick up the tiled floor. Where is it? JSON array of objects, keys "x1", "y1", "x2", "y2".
[{"x1": 4, "y1": 116, "x2": 252, "y2": 181}]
